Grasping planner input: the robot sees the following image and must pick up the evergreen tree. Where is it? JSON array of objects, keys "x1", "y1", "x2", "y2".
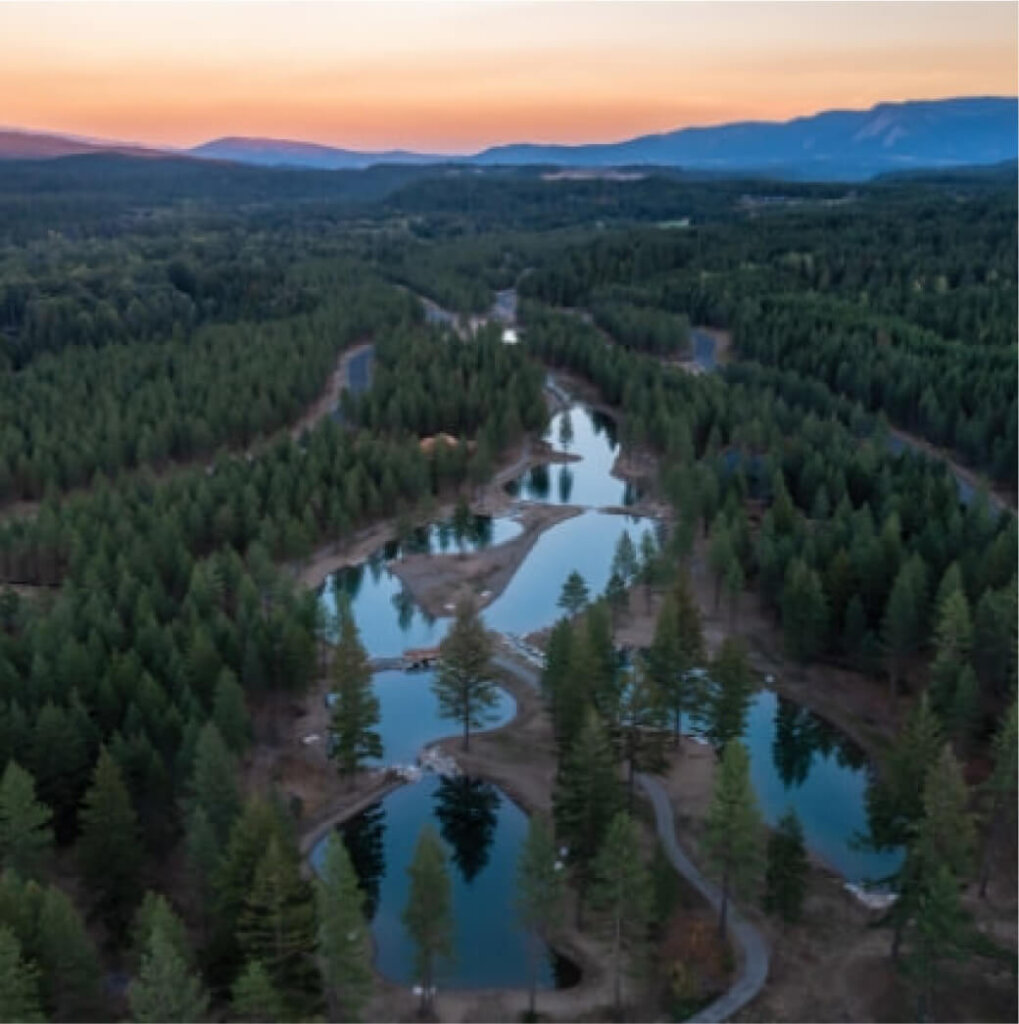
[
  {"x1": 212, "y1": 669, "x2": 252, "y2": 755},
  {"x1": 866, "y1": 694, "x2": 944, "y2": 850},
  {"x1": 617, "y1": 662, "x2": 667, "y2": 803},
  {"x1": 781, "y1": 559, "x2": 829, "y2": 666},
  {"x1": 610, "y1": 532, "x2": 639, "y2": 586},
  {"x1": 213, "y1": 797, "x2": 292, "y2": 978},
  {"x1": 557, "y1": 571, "x2": 589, "y2": 617},
  {"x1": 402, "y1": 825, "x2": 453, "y2": 1017},
  {"x1": 239, "y1": 836, "x2": 321, "y2": 1020},
  {"x1": 929, "y1": 588, "x2": 974, "y2": 729},
  {"x1": 0, "y1": 761, "x2": 52, "y2": 880},
  {"x1": 186, "y1": 806, "x2": 222, "y2": 916},
  {"x1": 589, "y1": 812, "x2": 652, "y2": 1017},
  {"x1": 516, "y1": 815, "x2": 564, "y2": 1020},
  {"x1": 128, "y1": 915, "x2": 209, "y2": 1024},
  {"x1": 704, "y1": 638, "x2": 754, "y2": 751},
  {"x1": 188, "y1": 721, "x2": 241, "y2": 847},
  {"x1": 604, "y1": 571, "x2": 628, "y2": 628},
  {"x1": 315, "y1": 836, "x2": 372, "y2": 1022},
  {"x1": 130, "y1": 892, "x2": 192, "y2": 972},
  {"x1": 37, "y1": 886, "x2": 103, "y2": 1022},
  {"x1": 0, "y1": 924, "x2": 44, "y2": 1023},
  {"x1": 901, "y1": 864, "x2": 972, "y2": 1022},
  {"x1": 647, "y1": 578, "x2": 705, "y2": 747},
  {"x1": 433, "y1": 597, "x2": 496, "y2": 751},
  {"x1": 979, "y1": 701, "x2": 1017, "y2": 897},
  {"x1": 230, "y1": 960, "x2": 285, "y2": 1023},
  {"x1": 708, "y1": 523, "x2": 734, "y2": 611},
  {"x1": 882, "y1": 561, "x2": 924, "y2": 696},
  {"x1": 541, "y1": 618, "x2": 584, "y2": 748},
  {"x1": 328, "y1": 598, "x2": 381, "y2": 782},
  {"x1": 916, "y1": 745, "x2": 976, "y2": 882},
  {"x1": 78, "y1": 747, "x2": 142, "y2": 940},
  {"x1": 703, "y1": 741, "x2": 762, "y2": 937},
  {"x1": 887, "y1": 744, "x2": 976, "y2": 963},
  {"x1": 763, "y1": 809, "x2": 808, "y2": 924},
  {"x1": 553, "y1": 708, "x2": 622, "y2": 907}
]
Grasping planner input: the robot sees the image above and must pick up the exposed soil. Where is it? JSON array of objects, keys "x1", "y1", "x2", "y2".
[
  {"x1": 289, "y1": 339, "x2": 372, "y2": 440},
  {"x1": 392, "y1": 503, "x2": 580, "y2": 620}
]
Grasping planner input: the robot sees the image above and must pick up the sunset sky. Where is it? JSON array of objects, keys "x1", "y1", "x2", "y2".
[{"x1": 1, "y1": 1, "x2": 1015, "y2": 153}]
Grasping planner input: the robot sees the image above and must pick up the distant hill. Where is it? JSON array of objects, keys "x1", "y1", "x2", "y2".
[
  {"x1": 472, "y1": 97, "x2": 1019, "y2": 180},
  {"x1": 4, "y1": 97, "x2": 1016, "y2": 180},
  {"x1": 189, "y1": 136, "x2": 441, "y2": 170},
  {"x1": 0, "y1": 128, "x2": 160, "y2": 160}
]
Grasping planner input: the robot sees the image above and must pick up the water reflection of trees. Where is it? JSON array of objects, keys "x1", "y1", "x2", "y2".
[
  {"x1": 525, "y1": 465, "x2": 551, "y2": 501},
  {"x1": 340, "y1": 801, "x2": 387, "y2": 920},
  {"x1": 391, "y1": 588, "x2": 416, "y2": 633},
  {"x1": 558, "y1": 411, "x2": 574, "y2": 450},
  {"x1": 590, "y1": 409, "x2": 618, "y2": 449},
  {"x1": 557, "y1": 465, "x2": 574, "y2": 504},
  {"x1": 771, "y1": 697, "x2": 867, "y2": 789},
  {"x1": 433, "y1": 776, "x2": 501, "y2": 883},
  {"x1": 333, "y1": 565, "x2": 364, "y2": 604}
]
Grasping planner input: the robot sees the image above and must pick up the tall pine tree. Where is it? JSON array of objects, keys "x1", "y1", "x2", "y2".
[
  {"x1": 315, "y1": 836, "x2": 373, "y2": 1022},
  {"x1": 328, "y1": 597, "x2": 381, "y2": 782},
  {"x1": 433, "y1": 597, "x2": 496, "y2": 750}
]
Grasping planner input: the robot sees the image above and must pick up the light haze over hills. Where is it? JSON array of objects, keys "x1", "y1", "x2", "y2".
[{"x1": 2, "y1": 96, "x2": 1016, "y2": 181}]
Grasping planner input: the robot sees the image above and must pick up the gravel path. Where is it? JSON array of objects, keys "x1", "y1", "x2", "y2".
[
  {"x1": 494, "y1": 650, "x2": 769, "y2": 1023},
  {"x1": 637, "y1": 772, "x2": 769, "y2": 1022}
]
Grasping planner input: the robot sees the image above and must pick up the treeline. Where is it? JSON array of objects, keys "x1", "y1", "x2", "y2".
[
  {"x1": 590, "y1": 294, "x2": 691, "y2": 357},
  {"x1": 0, "y1": 234, "x2": 318, "y2": 369},
  {"x1": 729, "y1": 293, "x2": 1017, "y2": 481},
  {"x1": 0, "y1": 276, "x2": 417, "y2": 502},
  {"x1": 518, "y1": 184, "x2": 1017, "y2": 481}
]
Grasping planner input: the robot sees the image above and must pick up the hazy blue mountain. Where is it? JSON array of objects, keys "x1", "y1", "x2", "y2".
[
  {"x1": 188, "y1": 136, "x2": 445, "y2": 170},
  {"x1": 4, "y1": 97, "x2": 1016, "y2": 180},
  {"x1": 471, "y1": 97, "x2": 1018, "y2": 179}
]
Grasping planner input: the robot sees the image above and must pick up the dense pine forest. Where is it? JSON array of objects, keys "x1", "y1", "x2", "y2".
[{"x1": 0, "y1": 154, "x2": 1014, "y2": 1021}]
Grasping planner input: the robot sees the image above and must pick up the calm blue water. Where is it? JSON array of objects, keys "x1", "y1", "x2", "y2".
[
  {"x1": 739, "y1": 691, "x2": 902, "y2": 883},
  {"x1": 368, "y1": 668, "x2": 516, "y2": 765},
  {"x1": 321, "y1": 514, "x2": 523, "y2": 657},
  {"x1": 691, "y1": 328, "x2": 717, "y2": 371},
  {"x1": 483, "y1": 511, "x2": 649, "y2": 636},
  {"x1": 508, "y1": 406, "x2": 639, "y2": 508},
  {"x1": 311, "y1": 774, "x2": 564, "y2": 990}
]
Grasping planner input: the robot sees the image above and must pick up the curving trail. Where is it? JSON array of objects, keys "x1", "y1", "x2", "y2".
[
  {"x1": 493, "y1": 649, "x2": 769, "y2": 1023},
  {"x1": 637, "y1": 773, "x2": 769, "y2": 1023}
]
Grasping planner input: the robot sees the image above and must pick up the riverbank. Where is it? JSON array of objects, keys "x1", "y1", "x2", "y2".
[{"x1": 391, "y1": 503, "x2": 581, "y2": 620}]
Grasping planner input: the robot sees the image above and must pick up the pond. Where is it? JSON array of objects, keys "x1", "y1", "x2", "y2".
[
  {"x1": 483, "y1": 510, "x2": 652, "y2": 637},
  {"x1": 737, "y1": 690, "x2": 901, "y2": 883},
  {"x1": 311, "y1": 774, "x2": 576, "y2": 990},
  {"x1": 690, "y1": 328, "x2": 718, "y2": 372},
  {"x1": 507, "y1": 406, "x2": 640, "y2": 508},
  {"x1": 321, "y1": 513, "x2": 523, "y2": 657},
  {"x1": 365, "y1": 668, "x2": 516, "y2": 765}
]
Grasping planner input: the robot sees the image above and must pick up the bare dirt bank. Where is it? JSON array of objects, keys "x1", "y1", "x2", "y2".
[{"x1": 391, "y1": 503, "x2": 581, "y2": 620}]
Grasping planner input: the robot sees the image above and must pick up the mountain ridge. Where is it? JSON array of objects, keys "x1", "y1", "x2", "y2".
[{"x1": 2, "y1": 96, "x2": 1016, "y2": 181}]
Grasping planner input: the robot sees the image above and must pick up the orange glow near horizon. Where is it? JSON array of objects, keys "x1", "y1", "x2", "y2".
[{"x1": 1, "y1": 1, "x2": 1015, "y2": 153}]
